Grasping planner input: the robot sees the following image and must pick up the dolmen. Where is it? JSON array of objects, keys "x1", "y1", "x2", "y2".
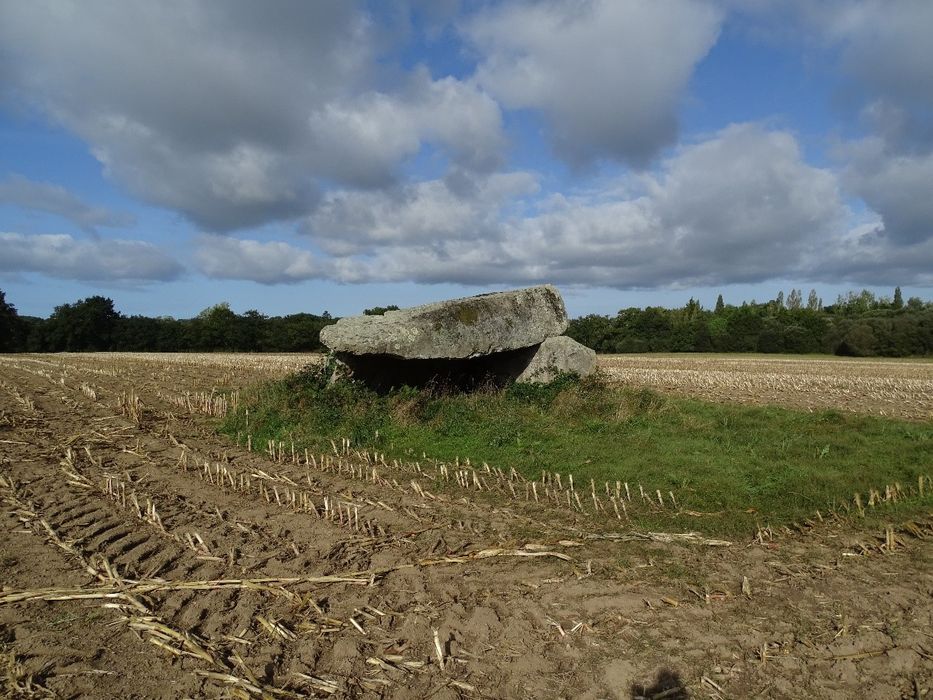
[{"x1": 320, "y1": 285, "x2": 596, "y2": 389}]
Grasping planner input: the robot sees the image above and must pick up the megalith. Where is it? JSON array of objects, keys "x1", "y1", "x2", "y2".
[{"x1": 320, "y1": 285, "x2": 595, "y2": 388}]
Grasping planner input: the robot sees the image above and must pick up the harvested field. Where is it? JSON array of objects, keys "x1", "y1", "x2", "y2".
[
  {"x1": 0, "y1": 353, "x2": 930, "y2": 699},
  {"x1": 601, "y1": 353, "x2": 933, "y2": 421}
]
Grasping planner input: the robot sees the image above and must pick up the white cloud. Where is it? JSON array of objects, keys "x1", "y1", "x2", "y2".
[
  {"x1": 0, "y1": 2, "x2": 506, "y2": 231},
  {"x1": 732, "y1": 0, "x2": 933, "y2": 141},
  {"x1": 465, "y1": 0, "x2": 722, "y2": 165},
  {"x1": 725, "y1": 1, "x2": 933, "y2": 270},
  {"x1": 243, "y1": 124, "x2": 889, "y2": 287},
  {"x1": 651, "y1": 125, "x2": 843, "y2": 278},
  {"x1": 195, "y1": 235, "x2": 325, "y2": 284},
  {"x1": 435, "y1": 124, "x2": 839, "y2": 287},
  {"x1": 2, "y1": 1, "x2": 928, "y2": 293},
  {"x1": 0, "y1": 175, "x2": 135, "y2": 233},
  {"x1": 0, "y1": 232, "x2": 182, "y2": 281},
  {"x1": 0, "y1": 2, "x2": 361, "y2": 230},
  {"x1": 816, "y1": 220, "x2": 933, "y2": 286},
  {"x1": 306, "y1": 170, "x2": 538, "y2": 253},
  {"x1": 840, "y1": 139, "x2": 933, "y2": 246},
  {"x1": 823, "y1": 1, "x2": 933, "y2": 113},
  {"x1": 307, "y1": 69, "x2": 506, "y2": 186},
  {"x1": 808, "y1": 1, "x2": 933, "y2": 251}
]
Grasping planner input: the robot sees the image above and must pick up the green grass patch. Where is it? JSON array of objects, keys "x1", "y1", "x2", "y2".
[{"x1": 222, "y1": 365, "x2": 932, "y2": 536}]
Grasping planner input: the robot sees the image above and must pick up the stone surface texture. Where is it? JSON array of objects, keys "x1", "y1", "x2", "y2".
[
  {"x1": 320, "y1": 285, "x2": 568, "y2": 359},
  {"x1": 516, "y1": 336, "x2": 597, "y2": 383}
]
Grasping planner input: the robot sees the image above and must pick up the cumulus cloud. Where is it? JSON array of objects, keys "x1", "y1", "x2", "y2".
[
  {"x1": 839, "y1": 139, "x2": 933, "y2": 246},
  {"x1": 728, "y1": 1, "x2": 933, "y2": 266},
  {"x1": 0, "y1": 1, "x2": 506, "y2": 231},
  {"x1": 3, "y1": 1, "x2": 928, "y2": 293},
  {"x1": 277, "y1": 124, "x2": 870, "y2": 287},
  {"x1": 92, "y1": 133, "x2": 318, "y2": 232},
  {"x1": 306, "y1": 170, "x2": 539, "y2": 253},
  {"x1": 0, "y1": 232, "x2": 182, "y2": 281},
  {"x1": 650, "y1": 125, "x2": 843, "y2": 280},
  {"x1": 812, "y1": 221, "x2": 933, "y2": 287},
  {"x1": 814, "y1": 1, "x2": 933, "y2": 251},
  {"x1": 195, "y1": 235, "x2": 325, "y2": 284},
  {"x1": 0, "y1": 175, "x2": 135, "y2": 233},
  {"x1": 307, "y1": 69, "x2": 506, "y2": 187},
  {"x1": 730, "y1": 0, "x2": 933, "y2": 145},
  {"x1": 0, "y1": 2, "x2": 355, "y2": 230},
  {"x1": 823, "y1": 1, "x2": 933, "y2": 118},
  {"x1": 465, "y1": 0, "x2": 722, "y2": 166}
]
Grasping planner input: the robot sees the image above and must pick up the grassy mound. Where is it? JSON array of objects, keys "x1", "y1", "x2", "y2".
[{"x1": 222, "y1": 365, "x2": 932, "y2": 535}]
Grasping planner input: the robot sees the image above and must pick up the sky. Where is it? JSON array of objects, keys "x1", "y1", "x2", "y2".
[{"x1": 1, "y1": 0, "x2": 931, "y2": 320}]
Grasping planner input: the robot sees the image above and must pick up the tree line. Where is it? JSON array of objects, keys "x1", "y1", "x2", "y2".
[
  {"x1": 0, "y1": 293, "x2": 333, "y2": 353},
  {"x1": 565, "y1": 288, "x2": 933, "y2": 357},
  {"x1": 1, "y1": 287, "x2": 931, "y2": 357}
]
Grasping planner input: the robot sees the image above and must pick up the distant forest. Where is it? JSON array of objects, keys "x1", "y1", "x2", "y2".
[
  {"x1": 1, "y1": 287, "x2": 931, "y2": 357},
  {"x1": 566, "y1": 288, "x2": 933, "y2": 357},
  {"x1": 0, "y1": 293, "x2": 332, "y2": 354}
]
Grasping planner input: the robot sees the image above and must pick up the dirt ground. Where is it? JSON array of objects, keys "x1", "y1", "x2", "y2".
[{"x1": 0, "y1": 353, "x2": 930, "y2": 699}]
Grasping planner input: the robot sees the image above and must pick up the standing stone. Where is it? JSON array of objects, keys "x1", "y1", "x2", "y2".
[
  {"x1": 320, "y1": 285, "x2": 568, "y2": 359},
  {"x1": 516, "y1": 336, "x2": 597, "y2": 384}
]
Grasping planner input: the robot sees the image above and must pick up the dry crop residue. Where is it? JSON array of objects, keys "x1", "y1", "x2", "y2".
[
  {"x1": 0, "y1": 352, "x2": 930, "y2": 699},
  {"x1": 600, "y1": 353, "x2": 933, "y2": 421}
]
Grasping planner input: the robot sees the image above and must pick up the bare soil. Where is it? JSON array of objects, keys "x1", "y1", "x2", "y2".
[{"x1": 0, "y1": 354, "x2": 930, "y2": 699}]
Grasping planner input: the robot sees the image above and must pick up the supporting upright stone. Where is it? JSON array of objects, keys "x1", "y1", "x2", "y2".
[{"x1": 515, "y1": 336, "x2": 597, "y2": 384}]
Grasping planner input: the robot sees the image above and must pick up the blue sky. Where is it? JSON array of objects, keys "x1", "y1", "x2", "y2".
[{"x1": 1, "y1": 0, "x2": 931, "y2": 319}]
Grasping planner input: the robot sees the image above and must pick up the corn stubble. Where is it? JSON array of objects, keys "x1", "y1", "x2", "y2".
[
  {"x1": 1, "y1": 351, "x2": 930, "y2": 699},
  {"x1": 601, "y1": 354, "x2": 933, "y2": 420}
]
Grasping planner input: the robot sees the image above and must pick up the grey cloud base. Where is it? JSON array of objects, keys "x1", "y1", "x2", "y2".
[{"x1": 320, "y1": 285, "x2": 595, "y2": 388}]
